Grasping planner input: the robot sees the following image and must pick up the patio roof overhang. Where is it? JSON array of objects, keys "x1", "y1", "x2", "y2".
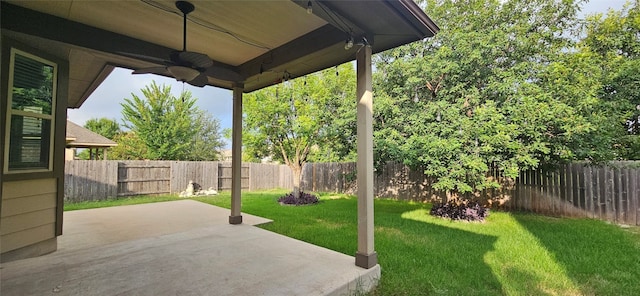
[
  {"x1": 1, "y1": 0, "x2": 438, "y2": 271},
  {"x1": 1, "y1": 0, "x2": 438, "y2": 108}
]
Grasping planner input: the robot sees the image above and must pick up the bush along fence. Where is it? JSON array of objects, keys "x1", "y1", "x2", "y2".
[
  {"x1": 64, "y1": 160, "x2": 293, "y2": 202},
  {"x1": 299, "y1": 161, "x2": 640, "y2": 226}
]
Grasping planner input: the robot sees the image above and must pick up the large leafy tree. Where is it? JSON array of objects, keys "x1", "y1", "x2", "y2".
[
  {"x1": 121, "y1": 81, "x2": 196, "y2": 160},
  {"x1": 580, "y1": 1, "x2": 640, "y2": 159},
  {"x1": 121, "y1": 81, "x2": 223, "y2": 160},
  {"x1": 374, "y1": 0, "x2": 600, "y2": 196},
  {"x1": 243, "y1": 63, "x2": 356, "y2": 196},
  {"x1": 185, "y1": 110, "x2": 225, "y2": 161}
]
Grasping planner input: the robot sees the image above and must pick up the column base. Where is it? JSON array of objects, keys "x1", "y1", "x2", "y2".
[
  {"x1": 229, "y1": 215, "x2": 243, "y2": 225},
  {"x1": 355, "y1": 251, "x2": 378, "y2": 269}
]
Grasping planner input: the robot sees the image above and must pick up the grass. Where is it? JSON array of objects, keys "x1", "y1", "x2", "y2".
[
  {"x1": 65, "y1": 191, "x2": 640, "y2": 295},
  {"x1": 64, "y1": 195, "x2": 182, "y2": 211}
]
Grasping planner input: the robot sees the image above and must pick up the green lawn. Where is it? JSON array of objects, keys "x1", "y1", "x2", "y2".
[
  {"x1": 64, "y1": 195, "x2": 182, "y2": 211},
  {"x1": 66, "y1": 191, "x2": 640, "y2": 296}
]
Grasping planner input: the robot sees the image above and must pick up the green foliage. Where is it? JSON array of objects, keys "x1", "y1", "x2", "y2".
[
  {"x1": 243, "y1": 63, "x2": 356, "y2": 192},
  {"x1": 185, "y1": 110, "x2": 225, "y2": 161},
  {"x1": 84, "y1": 118, "x2": 121, "y2": 139},
  {"x1": 580, "y1": 1, "x2": 640, "y2": 159},
  {"x1": 121, "y1": 81, "x2": 197, "y2": 160},
  {"x1": 109, "y1": 132, "x2": 148, "y2": 160},
  {"x1": 118, "y1": 81, "x2": 223, "y2": 161},
  {"x1": 373, "y1": 0, "x2": 619, "y2": 194},
  {"x1": 76, "y1": 118, "x2": 121, "y2": 160}
]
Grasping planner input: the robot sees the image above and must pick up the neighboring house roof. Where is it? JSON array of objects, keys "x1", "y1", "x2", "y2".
[{"x1": 66, "y1": 121, "x2": 117, "y2": 148}]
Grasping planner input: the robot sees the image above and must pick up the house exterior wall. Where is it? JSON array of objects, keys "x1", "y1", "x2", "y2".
[
  {"x1": 1, "y1": 36, "x2": 68, "y2": 262},
  {"x1": 1, "y1": 179, "x2": 57, "y2": 253}
]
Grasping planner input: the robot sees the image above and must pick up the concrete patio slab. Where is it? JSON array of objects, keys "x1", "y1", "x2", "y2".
[
  {"x1": 0, "y1": 200, "x2": 380, "y2": 296},
  {"x1": 57, "y1": 200, "x2": 273, "y2": 253}
]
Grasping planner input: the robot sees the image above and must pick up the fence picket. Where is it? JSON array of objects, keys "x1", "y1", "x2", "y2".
[
  {"x1": 301, "y1": 162, "x2": 640, "y2": 226},
  {"x1": 65, "y1": 160, "x2": 640, "y2": 226}
]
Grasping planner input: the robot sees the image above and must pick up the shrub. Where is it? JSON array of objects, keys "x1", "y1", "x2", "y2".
[
  {"x1": 430, "y1": 200, "x2": 489, "y2": 222},
  {"x1": 278, "y1": 191, "x2": 319, "y2": 206}
]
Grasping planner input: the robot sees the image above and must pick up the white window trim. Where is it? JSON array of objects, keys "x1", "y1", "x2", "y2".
[{"x1": 4, "y1": 48, "x2": 58, "y2": 174}]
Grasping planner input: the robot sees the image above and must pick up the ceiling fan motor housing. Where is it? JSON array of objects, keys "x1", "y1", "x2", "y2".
[{"x1": 176, "y1": 1, "x2": 194, "y2": 15}]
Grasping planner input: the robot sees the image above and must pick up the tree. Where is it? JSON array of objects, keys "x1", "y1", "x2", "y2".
[
  {"x1": 243, "y1": 63, "x2": 356, "y2": 197},
  {"x1": 185, "y1": 110, "x2": 225, "y2": 161},
  {"x1": 374, "y1": 0, "x2": 599, "y2": 197},
  {"x1": 120, "y1": 81, "x2": 198, "y2": 160},
  {"x1": 78, "y1": 118, "x2": 121, "y2": 160},
  {"x1": 77, "y1": 118, "x2": 121, "y2": 160},
  {"x1": 580, "y1": 1, "x2": 640, "y2": 159},
  {"x1": 109, "y1": 131, "x2": 148, "y2": 160},
  {"x1": 84, "y1": 118, "x2": 121, "y2": 139}
]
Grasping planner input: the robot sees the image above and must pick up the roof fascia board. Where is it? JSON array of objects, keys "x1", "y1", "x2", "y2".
[
  {"x1": 388, "y1": 0, "x2": 440, "y2": 37},
  {"x1": 291, "y1": 0, "x2": 365, "y2": 36},
  {"x1": 66, "y1": 143, "x2": 117, "y2": 148}
]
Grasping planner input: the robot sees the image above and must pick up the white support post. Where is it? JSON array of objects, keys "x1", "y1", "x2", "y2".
[
  {"x1": 355, "y1": 44, "x2": 377, "y2": 269},
  {"x1": 229, "y1": 85, "x2": 243, "y2": 224}
]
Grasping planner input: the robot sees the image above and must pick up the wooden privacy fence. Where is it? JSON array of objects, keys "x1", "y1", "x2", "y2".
[
  {"x1": 510, "y1": 162, "x2": 640, "y2": 226},
  {"x1": 300, "y1": 162, "x2": 456, "y2": 200},
  {"x1": 64, "y1": 160, "x2": 118, "y2": 202},
  {"x1": 64, "y1": 160, "x2": 293, "y2": 202},
  {"x1": 300, "y1": 161, "x2": 640, "y2": 226}
]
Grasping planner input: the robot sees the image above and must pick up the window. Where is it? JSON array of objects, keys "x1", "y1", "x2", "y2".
[{"x1": 4, "y1": 49, "x2": 57, "y2": 173}]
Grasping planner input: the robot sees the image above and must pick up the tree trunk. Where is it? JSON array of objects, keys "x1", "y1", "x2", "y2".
[{"x1": 291, "y1": 164, "x2": 302, "y2": 199}]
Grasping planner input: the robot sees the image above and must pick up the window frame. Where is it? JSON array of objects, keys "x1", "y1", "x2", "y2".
[{"x1": 3, "y1": 48, "x2": 58, "y2": 174}]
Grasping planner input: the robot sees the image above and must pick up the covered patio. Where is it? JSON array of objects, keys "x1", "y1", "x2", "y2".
[
  {"x1": 1, "y1": 0, "x2": 438, "y2": 293},
  {"x1": 1, "y1": 200, "x2": 380, "y2": 295}
]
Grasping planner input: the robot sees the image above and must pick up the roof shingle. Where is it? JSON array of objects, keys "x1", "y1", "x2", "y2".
[{"x1": 66, "y1": 120, "x2": 117, "y2": 148}]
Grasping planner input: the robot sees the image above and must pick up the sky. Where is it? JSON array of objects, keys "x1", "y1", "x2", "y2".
[{"x1": 67, "y1": 0, "x2": 630, "y2": 147}]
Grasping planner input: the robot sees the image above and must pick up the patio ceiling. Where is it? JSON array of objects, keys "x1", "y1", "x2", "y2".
[{"x1": 1, "y1": 0, "x2": 438, "y2": 108}]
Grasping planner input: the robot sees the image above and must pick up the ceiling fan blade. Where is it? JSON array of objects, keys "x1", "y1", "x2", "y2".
[
  {"x1": 173, "y1": 51, "x2": 213, "y2": 68},
  {"x1": 187, "y1": 73, "x2": 209, "y2": 87},
  {"x1": 132, "y1": 66, "x2": 170, "y2": 76}
]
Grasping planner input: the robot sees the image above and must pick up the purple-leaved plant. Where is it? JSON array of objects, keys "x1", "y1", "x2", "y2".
[
  {"x1": 278, "y1": 191, "x2": 319, "y2": 206},
  {"x1": 430, "y1": 200, "x2": 489, "y2": 222}
]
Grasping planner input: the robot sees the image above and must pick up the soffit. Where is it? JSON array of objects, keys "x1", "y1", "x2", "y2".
[
  {"x1": 1, "y1": 0, "x2": 439, "y2": 107},
  {"x1": 9, "y1": 0, "x2": 326, "y2": 67}
]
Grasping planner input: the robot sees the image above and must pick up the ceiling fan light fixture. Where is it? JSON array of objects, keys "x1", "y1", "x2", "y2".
[{"x1": 168, "y1": 65, "x2": 200, "y2": 81}]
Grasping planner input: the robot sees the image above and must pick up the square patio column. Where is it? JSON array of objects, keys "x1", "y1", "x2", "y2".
[
  {"x1": 229, "y1": 85, "x2": 243, "y2": 225},
  {"x1": 355, "y1": 44, "x2": 377, "y2": 269}
]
